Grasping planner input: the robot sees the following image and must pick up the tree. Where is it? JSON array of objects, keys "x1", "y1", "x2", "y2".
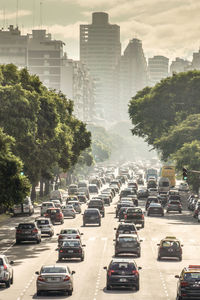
[{"x1": 0, "y1": 129, "x2": 30, "y2": 209}]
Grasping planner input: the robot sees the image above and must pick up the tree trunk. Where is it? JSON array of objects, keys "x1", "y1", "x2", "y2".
[
  {"x1": 31, "y1": 184, "x2": 37, "y2": 202},
  {"x1": 39, "y1": 178, "x2": 44, "y2": 197},
  {"x1": 44, "y1": 180, "x2": 50, "y2": 196}
]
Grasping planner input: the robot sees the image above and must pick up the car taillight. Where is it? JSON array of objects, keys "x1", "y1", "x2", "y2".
[
  {"x1": 59, "y1": 249, "x2": 63, "y2": 253},
  {"x1": 32, "y1": 228, "x2": 38, "y2": 233},
  {"x1": 63, "y1": 275, "x2": 70, "y2": 281},
  {"x1": 132, "y1": 270, "x2": 139, "y2": 275},
  {"x1": 108, "y1": 270, "x2": 114, "y2": 276},
  {"x1": 124, "y1": 214, "x2": 127, "y2": 219},
  {"x1": 38, "y1": 276, "x2": 45, "y2": 282},
  {"x1": 59, "y1": 213, "x2": 63, "y2": 217},
  {"x1": 181, "y1": 281, "x2": 189, "y2": 287},
  {"x1": 58, "y1": 235, "x2": 62, "y2": 239},
  {"x1": 142, "y1": 214, "x2": 144, "y2": 219},
  {"x1": 76, "y1": 235, "x2": 80, "y2": 239},
  {"x1": 3, "y1": 265, "x2": 7, "y2": 270},
  {"x1": 78, "y1": 249, "x2": 82, "y2": 253},
  {"x1": 16, "y1": 229, "x2": 22, "y2": 234}
]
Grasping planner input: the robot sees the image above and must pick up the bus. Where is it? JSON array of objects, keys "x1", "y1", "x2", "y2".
[
  {"x1": 146, "y1": 168, "x2": 158, "y2": 181},
  {"x1": 161, "y1": 166, "x2": 176, "y2": 187}
]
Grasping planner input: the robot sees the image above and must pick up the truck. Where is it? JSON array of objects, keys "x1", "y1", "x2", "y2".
[{"x1": 161, "y1": 166, "x2": 176, "y2": 187}]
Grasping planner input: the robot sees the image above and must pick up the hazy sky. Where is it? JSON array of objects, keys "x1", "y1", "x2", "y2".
[{"x1": 1, "y1": 0, "x2": 199, "y2": 61}]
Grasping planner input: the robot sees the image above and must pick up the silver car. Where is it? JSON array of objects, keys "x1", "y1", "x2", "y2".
[
  {"x1": 36, "y1": 265, "x2": 75, "y2": 296},
  {"x1": 0, "y1": 255, "x2": 14, "y2": 288},
  {"x1": 36, "y1": 218, "x2": 54, "y2": 237},
  {"x1": 61, "y1": 205, "x2": 76, "y2": 218},
  {"x1": 68, "y1": 201, "x2": 81, "y2": 214}
]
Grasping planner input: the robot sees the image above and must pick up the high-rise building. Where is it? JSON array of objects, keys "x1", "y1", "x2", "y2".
[
  {"x1": 170, "y1": 57, "x2": 191, "y2": 75},
  {"x1": 61, "y1": 55, "x2": 95, "y2": 122},
  {"x1": 192, "y1": 49, "x2": 200, "y2": 70},
  {"x1": 0, "y1": 25, "x2": 28, "y2": 67},
  {"x1": 80, "y1": 12, "x2": 121, "y2": 121},
  {"x1": 27, "y1": 29, "x2": 64, "y2": 91},
  {"x1": 119, "y1": 38, "x2": 148, "y2": 119},
  {"x1": 148, "y1": 55, "x2": 169, "y2": 86}
]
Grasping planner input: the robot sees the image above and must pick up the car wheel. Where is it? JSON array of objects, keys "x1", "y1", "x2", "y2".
[
  {"x1": 68, "y1": 290, "x2": 73, "y2": 296},
  {"x1": 36, "y1": 239, "x2": 41, "y2": 244},
  {"x1": 198, "y1": 219, "x2": 200, "y2": 223},
  {"x1": 135, "y1": 282, "x2": 140, "y2": 291},
  {"x1": 83, "y1": 223, "x2": 85, "y2": 227},
  {"x1": 115, "y1": 253, "x2": 118, "y2": 257},
  {"x1": 37, "y1": 290, "x2": 42, "y2": 296},
  {"x1": 138, "y1": 252, "x2": 141, "y2": 258},
  {"x1": 61, "y1": 220, "x2": 64, "y2": 224},
  {"x1": 81, "y1": 256, "x2": 84, "y2": 261},
  {"x1": 5, "y1": 279, "x2": 10, "y2": 288},
  {"x1": 10, "y1": 275, "x2": 13, "y2": 284},
  {"x1": 16, "y1": 239, "x2": 20, "y2": 244},
  {"x1": 179, "y1": 211, "x2": 182, "y2": 213},
  {"x1": 179, "y1": 256, "x2": 182, "y2": 261},
  {"x1": 142, "y1": 223, "x2": 144, "y2": 228},
  {"x1": 58, "y1": 257, "x2": 62, "y2": 261},
  {"x1": 166, "y1": 210, "x2": 169, "y2": 213},
  {"x1": 147, "y1": 213, "x2": 150, "y2": 216},
  {"x1": 106, "y1": 285, "x2": 111, "y2": 290},
  {"x1": 157, "y1": 255, "x2": 161, "y2": 261},
  {"x1": 176, "y1": 295, "x2": 182, "y2": 300},
  {"x1": 99, "y1": 222, "x2": 101, "y2": 226}
]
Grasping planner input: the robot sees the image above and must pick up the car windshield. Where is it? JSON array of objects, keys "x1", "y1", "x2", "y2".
[
  {"x1": 62, "y1": 241, "x2": 80, "y2": 247},
  {"x1": 118, "y1": 225, "x2": 135, "y2": 231},
  {"x1": 184, "y1": 272, "x2": 200, "y2": 281},
  {"x1": 37, "y1": 220, "x2": 49, "y2": 225},
  {"x1": 41, "y1": 267, "x2": 66, "y2": 274},
  {"x1": 110, "y1": 262, "x2": 136, "y2": 271},
  {"x1": 61, "y1": 229, "x2": 77, "y2": 234},
  {"x1": 162, "y1": 241, "x2": 180, "y2": 248},
  {"x1": 18, "y1": 224, "x2": 34, "y2": 229}
]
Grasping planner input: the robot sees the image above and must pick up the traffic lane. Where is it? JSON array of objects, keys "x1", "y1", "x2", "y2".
[
  {"x1": 11, "y1": 196, "x2": 117, "y2": 300},
  {"x1": 0, "y1": 208, "x2": 41, "y2": 252},
  {"x1": 0, "y1": 196, "x2": 117, "y2": 299}
]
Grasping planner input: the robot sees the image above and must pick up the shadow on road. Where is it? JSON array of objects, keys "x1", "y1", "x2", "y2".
[{"x1": 102, "y1": 286, "x2": 137, "y2": 294}]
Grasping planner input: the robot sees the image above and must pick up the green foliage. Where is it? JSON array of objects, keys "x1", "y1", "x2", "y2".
[{"x1": 0, "y1": 129, "x2": 30, "y2": 208}]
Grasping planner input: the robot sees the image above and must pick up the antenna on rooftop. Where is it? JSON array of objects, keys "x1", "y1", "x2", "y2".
[
  {"x1": 39, "y1": 1, "x2": 43, "y2": 28},
  {"x1": 16, "y1": 0, "x2": 19, "y2": 27}
]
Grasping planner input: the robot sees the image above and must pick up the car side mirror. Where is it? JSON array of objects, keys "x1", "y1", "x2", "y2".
[
  {"x1": 140, "y1": 240, "x2": 143, "y2": 242},
  {"x1": 81, "y1": 233, "x2": 84, "y2": 235},
  {"x1": 157, "y1": 244, "x2": 160, "y2": 246},
  {"x1": 82, "y1": 245, "x2": 86, "y2": 247},
  {"x1": 10, "y1": 261, "x2": 14, "y2": 265},
  {"x1": 35, "y1": 271, "x2": 39, "y2": 275},
  {"x1": 175, "y1": 275, "x2": 180, "y2": 278},
  {"x1": 113, "y1": 239, "x2": 115, "y2": 241},
  {"x1": 181, "y1": 245, "x2": 183, "y2": 247},
  {"x1": 71, "y1": 271, "x2": 75, "y2": 275},
  {"x1": 56, "y1": 233, "x2": 59, "y2": 236},
  {"x1": 138, "y1": 267, "x2": 142, "y2": 270},
  {"x1": 55, "y1": 248, "x2": 58, "y2": 251},
  {"x1": 15, "y1": 226, "x2": 18, "y2": 229},
  {"x1": 103, "y1": 266, "x2": 107, "y2": 270},
  {"x1": 114, "y1": 228, "x2": 116, "y2": 230}
]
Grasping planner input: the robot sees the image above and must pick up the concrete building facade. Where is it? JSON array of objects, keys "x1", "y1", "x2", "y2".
[
  {"x1": 148, "y1": 55, "x2": 169, "y2": 86},
  {"x1": 170, "y1": 57, "x2": 191, "y2": 75},
  {"x1": 80, "y1": 12, "x2": 121, "y2": 121}
]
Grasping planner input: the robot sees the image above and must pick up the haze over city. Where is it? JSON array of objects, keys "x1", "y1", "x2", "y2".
[{"x1": 1, "y1": 0, "x2": 200, "y2": 60}]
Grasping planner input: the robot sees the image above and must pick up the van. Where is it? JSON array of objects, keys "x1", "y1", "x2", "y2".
[
  {"x1": 88, "y1": 199, "x2": 105, "y2": 217},
  {"x1": 13, "y1": 197, "x2": 34, "y2": 216}
]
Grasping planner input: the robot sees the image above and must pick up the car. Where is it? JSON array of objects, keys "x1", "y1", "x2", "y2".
[
  {"x1": 36, "y1": 217, "x2": 54, "y2": 237},
  {"x1": 145, "y1": 196, "x2": 160, "y2": 210},
  {"x1": 44, "y1": 208, "x2": 64, "y2": 225},
  {"x1": 13, "y1": 196, "x2": 34, "y2": 216},
  {"x1": 66, "y1": 195, "x2": 78, "y2": 203},
  {"x1": 83, "y1": 208, "x2": 101, "y2": 226},
  {"x1": 57, "y1": 229, "x2": 83, "y2": 246},
  {"x1": 179, "y1": 182, "x2": 189, "y2": 192},
  {"x1": 147, "y1": 203, "x2": 164, "y2": 217},
  {"x1": 103, "y1": 258, "x2": 141, "y2": 291},
  {"x1": 51, "y1": 199, "x2": 61, "y2": 208},
  {"x1": 157, "y1": 236, "x2": 183, "y2": 261},
  {"x1": 158, "y1": 193, "x2": 168, "y2": 207},
  {"x1": 124, "y1": 207, "x2": 145, "y2": 228},
  {"x1": 100, "y1": 194, "x2": 111, "y2": 205},
  {"x1": 67, "y1": 201, "x2": 81, "y2": 214},
  {"x1": 61, "y1": 205, "x2": 76, "y2": 218},
  {"x1": 68, "y1": 184, "x2": 78, "y2": 195},
  {"x1": 16, "y1": 222, "x2": 41, "y2": 244},
  {"x1": 50, "y1": 190, "x2": 64, "y2": 202},
  {"x1": 114, "y1": 223, "x2": 138, "y2": 239},
  {"x1": 118, "y1": 207, "x2": 128, "y2": 221},
  {"x1": 120, "y1": 188, "x2": 137, "y2": 199},
  {"x1": 115, "y1": 201, "x2": 134, "y2": 218},
  {"x1": 0, "y1": 255, "x2": 14, "y2": 288},
  {"x1": 137, "y1": 187, "x2": 148, "y2": 199},
  {"x1": 166, "y1": 200, "x2": 182, "y2": 213},
  {"x1": 88, "y1": 184, "x2": 99, "y2": 194},
  {"x1": 36, "y1": 265, "x2": 75, "y2": 296},
  {"x1": 114, "y1": 234, "x2": 142, "y2": 257},
  {"x1": 78, "y1": 187, "x2": 90, "y2": 199},
  {"x1": 40, "y1": 201, "x2": 55, "y2": 216},
  {"x1": 77, "y1": 194, "x2": 87, "y2": 203},
  {"x1": 148, "y1": 188, "x2": 158, "y2": 196},
  {"x1": 175, "y1": 265, "x2": 200, "y2": 299},
  {"x1": 88, "y1": 199, "x2": 105, "y2": 217},
  {"x1": 57, "y1": 239, "x2": 86, "y2": 261}
]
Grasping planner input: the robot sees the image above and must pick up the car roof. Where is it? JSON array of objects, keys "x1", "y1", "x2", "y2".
[
  {"x1": 111, "y1": 258, "x2": 136, "y2": 263},
  {"x1": 149, "y1": 203, "x2": 162, "y2": 207},
  {"x1": 161, "y1": 236, "x2": 180, "y2": 242}
]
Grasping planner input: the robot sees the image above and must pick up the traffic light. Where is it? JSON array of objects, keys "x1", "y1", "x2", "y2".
[{"x1": 182, "y1": 168, "x2": 188, "y2": 180}]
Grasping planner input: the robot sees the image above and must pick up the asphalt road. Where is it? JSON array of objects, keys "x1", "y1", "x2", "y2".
[{"x1": 0, "y1": 190, "x2": 199, "y2": 300}]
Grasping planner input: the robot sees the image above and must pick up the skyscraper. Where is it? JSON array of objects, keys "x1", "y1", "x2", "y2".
[
  {"x1": 148, "y1": 55, "x2": 169, "y2": 86},
  {"x1": 170, "y1": 57, "x2": 190, "y2": 75},
  {"x1": 80, "y1": 12, "x2": 121, "y2": 121},
  {"x1": 119, "y1": 38, "x2": 148, "y2": 119}
]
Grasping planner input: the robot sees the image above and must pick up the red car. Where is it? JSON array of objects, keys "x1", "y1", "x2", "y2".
[{"x1": 44, "y1": 208, "x2": 64, "y2": 225}]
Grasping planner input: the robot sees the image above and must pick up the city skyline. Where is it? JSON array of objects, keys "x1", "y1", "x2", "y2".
[{"x1": 1, "y1": 0, "x2": 200, "y2": 61}]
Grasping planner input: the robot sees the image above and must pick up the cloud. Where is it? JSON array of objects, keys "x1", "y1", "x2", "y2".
[{"x1": 0, "y1": 10, "x2": 32, "y2": 21}]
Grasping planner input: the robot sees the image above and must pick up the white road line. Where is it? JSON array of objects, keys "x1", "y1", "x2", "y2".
[
  {"x1": 2, "y1": 241, "x2": 15, "y2": 254},
  {"x1": 88, "y1": 237, "x2": 96, "y2": 241}
]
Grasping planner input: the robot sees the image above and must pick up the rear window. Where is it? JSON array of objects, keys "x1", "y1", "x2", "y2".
[
  {"x1": 127, "y1": 208, "x2": 142, "y2": 214},
  {"x1": 162, "y1": 241, "x2": 180, "y2": 248},
  {"x1": 184, "y1": 272, "x2": 200, "y2": 281},
  {"x1": 89, "y1": 201, "x2": 103, "y2": 206},
  {"x1": 89, "y1": 186, "x2": 98, "y2": 192},
  {"x1": 61, "y1": 229, "x2": 77, "y2": 234},
  {"x1": 41, "y1": 267, "x2": 66, "y2": 274},
  {"x1": 18, "y1": 223, "x2": 35, "y2": 229},
  {"x1": 85, "y1": 210, "x2": 98, "y2": 215},
  {"x1": 110, "y1": 262, "x2": 136, "y2": 271},
  {"x1": 170, "y1": 201, "x2": 180, "y2": 205},
  {"x1": 119, "y1": 236, "x2": 137, "y2": 243},
  {"x1": 62, "y1": 241, "x2": 80, "y2": 247},
  {"x1": 42, "y1": 203, "x2": 53, "y2": 208},
  {"x1": 37, "y1": 220, "x2": 49, "y2": 225}
]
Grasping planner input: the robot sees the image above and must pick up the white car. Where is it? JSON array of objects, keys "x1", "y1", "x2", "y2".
[
  {"x1": 0, "y1": 255, "x2": 14, "y2": 288},
  {"x1": 148, "y1": 188, "x2": 158, "y2": 196},
  {"x1": 178, "y1": 182, "x2": 189, "y2": 192},
  {"x1": 41, "y1": 201, "x2": 55, "y2": 216},
  {"x1": 13, "y1": 197, "x2": 34, "y2": 216}
]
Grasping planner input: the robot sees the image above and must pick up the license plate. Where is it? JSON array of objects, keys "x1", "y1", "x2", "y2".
[
  {"x1": 124, "y1": 231, "x2": 130, "y2": 234},
  {"x1": 47, "y1": 277, "x2": 60, "y2": 282},
  {"x1": 68, "y1": 250, "x2": 73, "y2": 253},
  {"x1": 119, "y1": 278, "x2": 127, "y2": 282},
  {"x1": 24, "y1": 230, "x2": 31, "y2": 234}
]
